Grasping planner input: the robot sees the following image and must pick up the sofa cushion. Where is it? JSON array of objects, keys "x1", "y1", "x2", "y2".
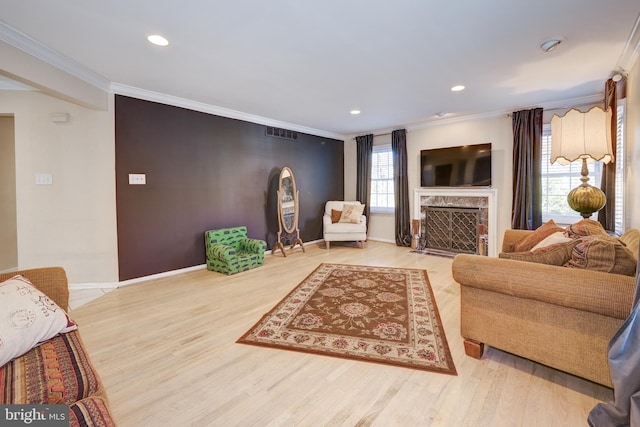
[
  {"x1": 0, "y1": 330, "x2": 102, "y2": 404},
  {"x1": 339, "y1": 204, "x2": 365, "y2": 223},
  {"x1": 565, "y1": 235, "x2": 636, "y2": 276},
  {"x1": 324, "y1": 221, "x2": 367, "y2": 233},
  {"x1": 565, "y1": 218, "x2": 607, "y2": 239},
  {"x1": 513, "y1": 220, "x2": 565, "y2": 252},
  {"x1": 70, "y1": 396, "x2": 116, "y2": 427},
  {"x1": 0, "y1": 275, "x2": 77, "y2": 367}
]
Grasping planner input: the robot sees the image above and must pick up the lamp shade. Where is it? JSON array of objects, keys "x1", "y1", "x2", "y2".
[{"x1": 550, "y1": 106, "x2": 613, "y2": 165}]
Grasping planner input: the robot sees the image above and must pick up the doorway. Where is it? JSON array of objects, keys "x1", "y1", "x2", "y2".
[{"x1": 0, "y1": 115, "x2": 18, "y2": 272}]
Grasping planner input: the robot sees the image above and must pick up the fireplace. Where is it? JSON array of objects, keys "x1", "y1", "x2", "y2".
[{"x1": 413, "y1": 188, "x2": 498, "y2": 257}]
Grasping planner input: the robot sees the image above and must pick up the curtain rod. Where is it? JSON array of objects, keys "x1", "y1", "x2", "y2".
[
  {"x1": 351, "y1": 130, "x2": 408, "y2": 140},
  {"x1": 506, "y1": 100, "x2": 604, "y2": 117}
]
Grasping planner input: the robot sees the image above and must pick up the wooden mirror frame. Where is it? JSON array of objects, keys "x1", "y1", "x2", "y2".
[{"x1": 273, "y1": 167, "x2": 304, "y2": 257}]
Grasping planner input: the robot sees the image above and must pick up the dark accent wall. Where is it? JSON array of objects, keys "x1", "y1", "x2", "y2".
[{"x1": 115, "y1": 95, "x2": 344, "y2": 281}]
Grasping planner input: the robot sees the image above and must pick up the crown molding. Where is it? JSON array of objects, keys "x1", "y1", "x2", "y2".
[
  {"x1": 0, "y1": 21, "x2": 110, "y2": 91},
  {"x1": 616, "y1": 11, "x2": 640, "y2": 74},
  {"x1": 110, "y1": 83, "x2": 346, "y2": 141},
  {"x1": 403, "y1": 94, "x2": 603, "y2": 132}
]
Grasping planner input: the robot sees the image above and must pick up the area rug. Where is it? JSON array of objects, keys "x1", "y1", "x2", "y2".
[{"x1": 237, "y1": 263, "x2": 457, "y2": 375}]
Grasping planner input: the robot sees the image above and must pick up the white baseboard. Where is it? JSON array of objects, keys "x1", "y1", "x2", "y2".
[
  {"x1": 367, "y1": 237, "x2": 396, "y2": 244},
  {"x1": 68, "y1": 238, "x2": 333, "y2": 290},
  {"x1": 69, "y1": 264, "x2": 207, "y2": 290}
]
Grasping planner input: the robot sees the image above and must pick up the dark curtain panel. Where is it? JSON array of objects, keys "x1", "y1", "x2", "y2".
[
  {"x1": 511, "y1": 108, "x2": 543, "y2": 230},
  {"x1": 356, "y1": 134, "x2": 373, "y2": 220},
  {"x1": 599, "y1": 77, "x2": 626, "y2": 231},
  {"x1": 392, "y1": 129, "x2": 411, "y2": 247}
]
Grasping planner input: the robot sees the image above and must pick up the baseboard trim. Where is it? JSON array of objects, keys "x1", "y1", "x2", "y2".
[
  {"x1": 367, "y1": 237, "x2": 396, "y2": 244},
  {"x1": 69, "y1": 239, "x2": 327, "y2": 290},
  {"x1": 69, "y1": 264, "x2": 207, "y2": 290}
]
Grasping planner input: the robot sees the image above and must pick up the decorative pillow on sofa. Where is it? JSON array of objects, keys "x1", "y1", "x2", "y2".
[
  {"x1": 500, "y1": 240, "x2": 578, "y2": 266},
  {"x1": 530, "y1": 231, "x2": 573, "y2": 251},
  {"x1": 513, "y1": 219, "x2": 565, "y2": 252},
  {"x1": 0, "y1": 275, "x2": 77, "y2": 367},
  {"x1": 565, "y1": 218, "x2": 607, "y2": 239},
  {"x1": 331, "y1": 209, "x2": 342, "y2": 223},
  {"x1": 339, "y1": 204, "x2": 365, "y2": 223},
  {"x1": 564, "y1": 235, "x2": 636, "y2": 276}
]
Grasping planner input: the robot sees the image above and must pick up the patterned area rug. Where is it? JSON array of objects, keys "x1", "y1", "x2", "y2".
[{"x1": 237, "y1": 263, "x2": 457, "y2": 375}]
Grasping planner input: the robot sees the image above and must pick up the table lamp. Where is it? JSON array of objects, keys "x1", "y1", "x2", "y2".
[{"x1": 550, "y1": 107, "x2": 613, "y2": 219}]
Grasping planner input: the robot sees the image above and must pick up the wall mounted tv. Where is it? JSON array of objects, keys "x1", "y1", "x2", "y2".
[{"x1": 420, "y1": 143, "x2": 492, "y2": 187}]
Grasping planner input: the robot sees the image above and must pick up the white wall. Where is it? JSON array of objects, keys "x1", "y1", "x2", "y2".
[
  {"x1": 347, "y1": 116, "x2": 513, "y2": 246},
  {"x1": 0, "y1": 90, "x2": 118, "y2": 283}
]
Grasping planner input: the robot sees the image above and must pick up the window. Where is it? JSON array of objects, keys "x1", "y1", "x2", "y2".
[
  {"x1": 614, "y1": 101, "x2": 626, "y2": 235},
  {"x1": 370, "y1": 145, "x2": 394, "y2": 213},
  {"x1": 541, "y1": 104, "x2": 625, "y2": 233}
]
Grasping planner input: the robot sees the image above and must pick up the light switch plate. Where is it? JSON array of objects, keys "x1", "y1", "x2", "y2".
[
  {"x1": 35, "y1": 173, "x2": 53, "y2": 185},
  {"x1": 128, "y1": 173, "x2": 146, "y2": 185}
]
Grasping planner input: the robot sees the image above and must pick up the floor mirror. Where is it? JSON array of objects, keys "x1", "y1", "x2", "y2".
[{"x1": 273, "y1": 166, "x2": 304, "y2": 257}]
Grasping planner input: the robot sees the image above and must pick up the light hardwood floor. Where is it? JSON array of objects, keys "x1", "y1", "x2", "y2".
[{"x1": 70, "y1": 241, "x2": 613, "y2": 427}]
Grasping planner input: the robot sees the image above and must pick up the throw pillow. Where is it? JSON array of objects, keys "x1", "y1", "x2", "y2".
[
  {"x1": 565, "y1": 219, "x2": 607, "y2": 239},
  {"x1": 339, "y1": 204, "x2": 365, "y2": 224},
  {"x1": 0, "y1": 275, "x2": 77, "y2": 367},
  {"x1": 500, "y1": 240, "x2": 577, "y2": 266},
  {"x1": 565, "y1": 235, "x2": 636, "y2": 276},
  {"x1": 530, "y1": 231, "x2": 573, "y2": 251},
  {"x1": 331, "y1": 209, "x2": 342, "y2": 224},
  {"x1": 513, "y1": 219, "x2": 565, "y2": 252}
]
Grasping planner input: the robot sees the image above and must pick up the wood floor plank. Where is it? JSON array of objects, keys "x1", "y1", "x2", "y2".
[{"x1": 70, "y1": 241, "x2": 612, "y2": 426}]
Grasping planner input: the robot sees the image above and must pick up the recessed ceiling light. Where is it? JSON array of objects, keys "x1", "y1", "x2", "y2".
[
  {"x1": 147, "y1": 35, "x2": 169, "y2": 46},
  {"x1": 540, "y1": 39, "x2": 562, "y2": 52},
  {"x1": 451, "y1": 85, "x2": 465, "y2": 92},
  {"x1": 436, "y1": 112, "x2": 447, "y2": 118},
  {"x1": 350, "y1": 110, "x2": 361, "y2": 115}
]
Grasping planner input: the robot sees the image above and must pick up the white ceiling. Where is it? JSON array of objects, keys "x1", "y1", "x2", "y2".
[{"x1": 1, "y1": 1, "x2": 639, "y2": 138}]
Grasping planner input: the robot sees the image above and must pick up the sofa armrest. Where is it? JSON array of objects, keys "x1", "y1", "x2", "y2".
[
  {"x1": 452, "y1": 253, "x2": 635, "y2": 319},
  {"x1": 239, "y1": 238, "x2": 266, "y2": 254},
  {"x1": 207, "y1": 244, "x2": 236, "y2": 261},
  {"x1": 0, "y1": 267, "x2": 69, "y2": 311},
  {"x1": 323, "y1": 215, "x2": 332, "y2": 227}
]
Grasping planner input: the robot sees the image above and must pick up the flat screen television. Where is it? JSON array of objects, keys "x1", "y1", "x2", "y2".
[{"x1": 420, "y1": 143, "x2": 492, "y2": 187}]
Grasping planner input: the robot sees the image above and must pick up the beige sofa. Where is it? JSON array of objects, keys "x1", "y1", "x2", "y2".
[
  {"x1": 452, "y1": 228, "x2": 640, "y2": 388},
  {"x1": 0, "y1": 267, "x2": 115, "y2": 426}
]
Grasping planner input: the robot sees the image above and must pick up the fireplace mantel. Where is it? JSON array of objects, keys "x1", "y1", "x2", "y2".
[{"x1": 414, "y1": 187, "x2": 499, "y2": 257}]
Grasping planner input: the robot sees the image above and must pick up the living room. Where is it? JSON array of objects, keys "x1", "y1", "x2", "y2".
[{"x1": 2, "y1": 2, "x2": 640, "y2": 426}]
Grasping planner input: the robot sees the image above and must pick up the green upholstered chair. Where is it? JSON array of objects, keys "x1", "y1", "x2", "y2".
[{"x1": 204, "y1": 226, "x2": 267, "y2": 275}]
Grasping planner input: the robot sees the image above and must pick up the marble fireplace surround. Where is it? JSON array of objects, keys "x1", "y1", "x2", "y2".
[{"x1": 413, "y1": 187, "x2": 499, "y2": 257}]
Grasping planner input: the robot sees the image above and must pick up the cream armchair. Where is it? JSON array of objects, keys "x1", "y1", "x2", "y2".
[{"x1": 323, "y1": 201, "x2": 367, "y2": 249}]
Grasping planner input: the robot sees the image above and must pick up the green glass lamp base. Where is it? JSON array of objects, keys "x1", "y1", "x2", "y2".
[{"x1": 567, "y1": 184, "x2": 606, "y2": 219}]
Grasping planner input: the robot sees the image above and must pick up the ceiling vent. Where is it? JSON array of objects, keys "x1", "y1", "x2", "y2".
[{"x1": 266, "y1": 126, "x2": 298, "y2": 140}]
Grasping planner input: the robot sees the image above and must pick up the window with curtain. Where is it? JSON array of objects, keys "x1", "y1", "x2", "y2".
[
  {"x1": 541, "y1": 104, "x2": 625, "y2": 233},
  {"x1": 370, "y1": 145, "x2": 394, "y2": 213}
]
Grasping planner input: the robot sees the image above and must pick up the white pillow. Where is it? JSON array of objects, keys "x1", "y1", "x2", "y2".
[
  {"x1": 0, "y1": 275, "x2": 77, "y2": 367},
  {"x1": 530, "y1": 231, "x2": 573, "y2": 252},
  {"x1": 339, "y1": 204, "x2": 365, "y2": 223}
]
